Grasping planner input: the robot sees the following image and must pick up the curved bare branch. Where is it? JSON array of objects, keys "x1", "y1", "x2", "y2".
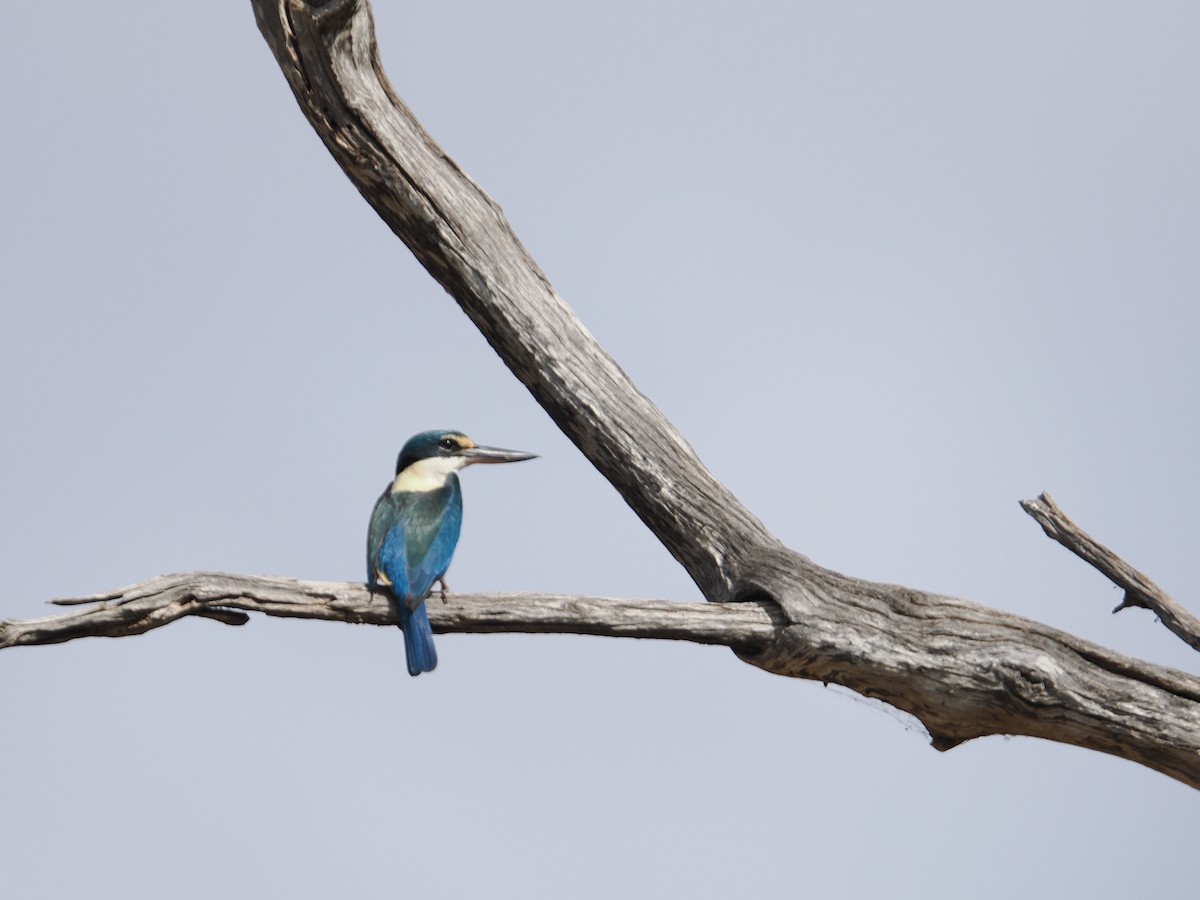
[
  {"x1": 251, "y1": 0, "x2": 772, "y2": 599},
  {"x1": 221, "y1": 0, "x2": 1200, "y2": 789}
]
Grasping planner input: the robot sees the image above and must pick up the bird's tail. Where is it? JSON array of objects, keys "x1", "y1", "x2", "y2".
[{"x1": 398, "y1": 602, "x2": 438, "y2": 676}]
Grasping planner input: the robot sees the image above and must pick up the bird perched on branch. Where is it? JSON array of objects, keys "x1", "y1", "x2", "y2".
[{"x1": 367, "y1": 429, "x2": 537, "y2": 676}]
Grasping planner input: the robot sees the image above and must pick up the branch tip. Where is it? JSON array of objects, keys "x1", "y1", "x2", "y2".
[{"x1": 1022, "y1": 493, "x2": 1200, "y2": 653}]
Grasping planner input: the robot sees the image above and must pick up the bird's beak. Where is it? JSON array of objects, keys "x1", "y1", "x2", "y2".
[{"x1": 459, "y1": 444, "x2": 539, "y2": 465}]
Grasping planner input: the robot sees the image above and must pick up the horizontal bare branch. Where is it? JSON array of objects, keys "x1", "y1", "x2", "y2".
[
  {"x1": 1022, "y1": 492, "x2": 1200, "y2": 653},
  {"x1": 0, "y1": 573, "x2": 776, "y2": 651}
]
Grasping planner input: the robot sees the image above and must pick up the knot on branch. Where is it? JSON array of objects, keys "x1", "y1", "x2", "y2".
[{"x1": 996, "y1": 656, "x2": 1065, "y2": 710}]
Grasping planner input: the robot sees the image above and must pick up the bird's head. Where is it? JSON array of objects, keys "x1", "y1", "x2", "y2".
[{"x1": 392, "y1": 430, "x2": 537, "y2": 491}]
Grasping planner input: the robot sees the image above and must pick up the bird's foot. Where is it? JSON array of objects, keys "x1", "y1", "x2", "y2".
[{"x1": 438, "y1": 578, "x2": 450, "y2": 604}]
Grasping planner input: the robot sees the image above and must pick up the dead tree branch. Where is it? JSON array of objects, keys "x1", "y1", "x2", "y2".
[
  {"x1": 237, "y1": 0, "x2": 1200, "y2": 788},
  {"x1": 1022, "y1": 492, "x2": 1200, "y2": 652},
  {"x1": 0, "y1": 573, "x2": 776, "y2": 651},
  {"x1": 11, "y1": 0, "x2": 1185, "y2": 787}
]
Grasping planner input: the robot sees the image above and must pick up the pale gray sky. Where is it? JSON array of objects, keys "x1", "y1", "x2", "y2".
[{"x1": 3, "y1": 3, "x2": 1198, "y2": 897}]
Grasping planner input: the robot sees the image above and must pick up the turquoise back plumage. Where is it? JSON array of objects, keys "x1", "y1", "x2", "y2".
[{"x1": 367, "y1": 474, "x2": 463, "y2": 675}]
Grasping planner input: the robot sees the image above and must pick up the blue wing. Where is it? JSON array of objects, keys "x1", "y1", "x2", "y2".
[
  {"x1": 367, "y1": 478, "x2": 463, "y2": 676},
  {"x1": 403, "y1": 500, "x2": 462, "y2": 605},
  {"x1": 371, "y1": 487, "x2": 462, "y2": 607}
]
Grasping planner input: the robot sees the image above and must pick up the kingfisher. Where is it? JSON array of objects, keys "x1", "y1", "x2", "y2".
[{"x1": 367, "y1": 429, "x2": 537, "y2": 676}]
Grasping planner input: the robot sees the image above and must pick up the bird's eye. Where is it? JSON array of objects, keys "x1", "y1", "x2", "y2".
[{"x1": 439, "y1": 438, "x2": 457, "y2": 451}]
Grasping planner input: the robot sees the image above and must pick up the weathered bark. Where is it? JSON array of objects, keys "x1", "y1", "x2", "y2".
[
  {"x1": 238, "y1": 0, "x2": 1200, "y2": 788},
  {"x1": 1023, "y1": 492, "x2": 1200, "y2": 652},
  {"x1": 0, "y1": 574, "x2": 776, "y2": 650},
  {"x1": 12, "y1": 0, "x2": 1196, "y2": 789},
  {"x1": 250, "y1": 0, "x2": 773, "y2": 601}
]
